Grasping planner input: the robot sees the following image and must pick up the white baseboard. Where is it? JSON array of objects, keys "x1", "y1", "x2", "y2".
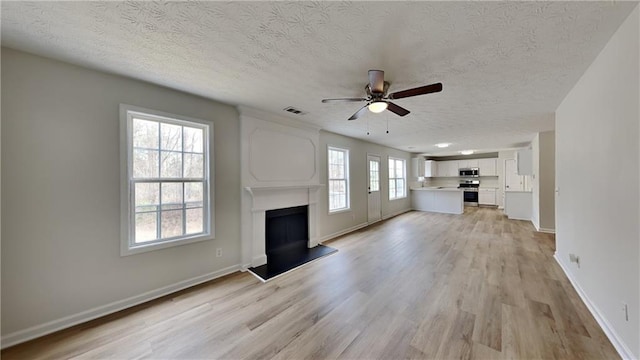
[
  {"x1": 318, "y1": 222, "x2": 369, "y2": 243},
  {"x1": 533, "y1": 221, "x2": 556, "y2": 233},
  {"x1": 252, "y1": 254, "x2": 267, "y2": 267},
  {"x1": 317, "y1": 208, "x2": 412, "y2": 244},
  {"x1": 382, "y1": 208, "x2": 412, "y2": 220},
  {"x1": 1, "y1": 264, "x2": 242, "y2": 349},
  {"x1": 553, "y1": 253, "x2": 635, "y2": 360}
]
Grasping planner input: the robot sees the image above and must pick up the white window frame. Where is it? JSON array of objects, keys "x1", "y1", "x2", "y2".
[
  {"x1": 388, "y1": 157, "x2": 407, "y2": 200},
  {"x1": 119, "y1": 104, "x2": 214, "y2": 256},
  {"x1": 327, "y1": 146, "x2": 350, "y2": 213}
]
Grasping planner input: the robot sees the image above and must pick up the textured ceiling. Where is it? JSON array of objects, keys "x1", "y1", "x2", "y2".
[{"x1": 1, "y1": 1, "x2": 637, "y2": 155}]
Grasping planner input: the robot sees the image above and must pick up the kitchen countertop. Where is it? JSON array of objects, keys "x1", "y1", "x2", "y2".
[
  {"x1": 505, "y1": 190, "x2": 532, "y2": 193},
  {"x1": 410, "y1": 187, "x2": 461, "y2": 192}
]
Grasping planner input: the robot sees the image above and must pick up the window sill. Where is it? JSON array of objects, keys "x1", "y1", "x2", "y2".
[
  {"x1": 328, "y1": 208, "x2": 351, "y2": 215},
  {"x1": 121, "y1": 233, "x2": 214, "y2": 256},
  {"x1": 389, "y1": 196, "x2": 407, "y2": 201}
]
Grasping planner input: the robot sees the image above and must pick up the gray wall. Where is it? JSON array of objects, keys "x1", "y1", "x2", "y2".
[
  {"x1": 531, "y1": 130, "x2": 555, "y2": 231},
  {"x1": 555, "y1": 6, "x2": 639, "y2": 357},
  {"x1": 1, "y1": 48, "x2": 241, "y2": 337},
  {"x1": 538, "y1": 131, "x2": 555, "y2": 230},
  {"x1": 317, "y1": 131, "x2": 412, "y2": 240}
]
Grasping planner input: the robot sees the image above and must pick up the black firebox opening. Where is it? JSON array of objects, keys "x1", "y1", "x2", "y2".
[{"x1": 265, "y1": 205, "x2": 309, "y2": 255}]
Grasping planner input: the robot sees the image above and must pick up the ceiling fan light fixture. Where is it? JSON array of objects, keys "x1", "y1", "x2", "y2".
[
  {"x1": 368, "y1": 101, "x2": 388, "y2": 113},
  {"x1": 435, "y1": 143, "x2": 450, "y2": 148},
  {"x1": 460, "y1": 150, "x2": 474, "y2": 155}
]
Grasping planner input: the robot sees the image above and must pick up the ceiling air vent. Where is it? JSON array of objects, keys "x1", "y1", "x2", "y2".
[{"x1": 283, "y1": 106, "x2": 307, "y2": 115}]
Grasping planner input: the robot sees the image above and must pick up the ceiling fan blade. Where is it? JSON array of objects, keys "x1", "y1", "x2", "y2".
[
  {"x1": 386, "y1": 102, "x2": 410, "y2": 117},
  {"x1": 388, "y1": 82, "x2": 443, "y2": 100},
  {"x1": 348, "y1": 105, "x2": 369, "y2": 120},
  {"x1": 322, "y1": 98, "x2": 367, "y2": 103},
  {"x1": 368, "y1": 70, "x2": 385, "y2": 94}
]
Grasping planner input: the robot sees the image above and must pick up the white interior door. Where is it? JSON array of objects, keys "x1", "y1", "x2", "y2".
[
  {"x1": 505, "y1": 159, "x2": 524, "y2": 191},
  {"x1": 367, "y1": 155, "x2": 382, "y2": 223}
]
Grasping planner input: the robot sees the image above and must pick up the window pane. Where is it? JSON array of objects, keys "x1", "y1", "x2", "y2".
[
  {"x1": 328, "y1": 149, "x2": 346, "y2": 179},
  {"x1": 160, "y1": 123, "x2": 182, "y2": 151},
  {"x1": 186, "y1": 208, "x2": 203, "y2": 234},
  {"x1": 184, "y1": 153, "x2": 204, "y2": 178},
  {"x1": 135, "y1": 212, "x2": 157, "y2": 243},
  {"x1": 329, "y1": 179, "x2": 347, "y2": 211},
  {"x1": 183, "y1": 126, "x2": 203, "y2": 153},
  {"x1": 161, "y1": 210, "x2": 183, "y2": 239},
  {"x1": 396, "y1": 161, "x2": 403, "y2": 178},
  {"x1": 389, "y1": 179, "x2": 396, "y2": 198},
  {"x1": 160, "y1": 151, "x2": 182, "y2": 178},
  {"x1": 369, "y1": 160, "x2": 380, "y2": 192},
  {"x1": 397, "y1": 179, "x2": 405, "y2": 197},
  {"x1": 133, "y1": 149, "x2": 159, "y2": 178},
  {"x1": 161, "y1": 182, "x2": 183, "y2": 210},
  {"x1": 389, "y1": 159, "x2": 395, "y2": 178},
  {"x1": 135, "y1": 183, "x2": 159, "y2": 212},
  {"x1": 133, "y1": 118, "x2": 159, "y2": 149},
  {"x1": 185, "y1": 182, "x2": 203, "y2": 203}
]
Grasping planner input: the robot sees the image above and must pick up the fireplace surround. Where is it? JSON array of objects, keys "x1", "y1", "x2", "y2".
[{"x1": 239, "y1": 106, "x2": 322, "y2": 269}]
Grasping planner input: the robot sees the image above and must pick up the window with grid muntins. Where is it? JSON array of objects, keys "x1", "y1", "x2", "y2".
[
  {"x1": 121, "y1": 105, "x2": 212, "y2": 255},
  {"x1": 328, "y1": 147, "x2": 350, "y2": 212},
  {"x1": 389, "y1": 157, "x2": 406, "y2": 200},
  {"x1": 369, "y1": 160, "x2": 380, "y2": 192}
]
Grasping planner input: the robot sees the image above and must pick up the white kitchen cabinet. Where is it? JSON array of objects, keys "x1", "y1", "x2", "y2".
[
  {"x1": 411, "y1": 188, "x2": 463, "y2": 214},
  {"x1": 438, "y1": 160, "x2": 459, "y2": 177},
  {"x1": 459, "y1": 159, "x2": 478, "y2": 168},
  {"x1": 479, "y1": 188, "x2": 496, "y2": 205},
  {"x1": 478, "y1": 158, "x2": 497, "y2": 176},
  {"x1": 517, "y1": 149, "x2": 533, "y2": 175},
  {"x1": 411, "y1": 157, "x2": 425, "y2": 179},
  {"x1": 424, "y1": 160, "x2": 437, "y2": 177}
]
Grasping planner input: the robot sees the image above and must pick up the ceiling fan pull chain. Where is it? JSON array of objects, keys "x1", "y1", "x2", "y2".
[
  {"x1": 386, "y1": 118, "x2": 389, "y2": 134},
  {"x1": 367, "y1": 118, "x2": 370, "y2": 135}
]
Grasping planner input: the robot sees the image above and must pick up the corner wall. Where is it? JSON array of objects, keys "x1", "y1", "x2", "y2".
[
  {"x1": 538, "y1": 131, "x2": 555, "y2": 231},
  {"x1": 531, "y1": 131, "x2": 556, "y2": 232},
  {"x1": 1, "y1": 48, "x2": 242, "y2": 346},
  {"x1": 555, "y1": 5, "x2": 639, "y2": 358}
]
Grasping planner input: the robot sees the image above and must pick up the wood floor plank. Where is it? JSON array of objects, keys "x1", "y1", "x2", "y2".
[{"x1": 1, "y1": 207, "x2": 621, "y2": 360}]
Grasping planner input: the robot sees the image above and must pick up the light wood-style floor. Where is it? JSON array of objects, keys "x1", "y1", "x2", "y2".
[{"x1": 2, "y1": 207, "x2": 619, "y2": 359}]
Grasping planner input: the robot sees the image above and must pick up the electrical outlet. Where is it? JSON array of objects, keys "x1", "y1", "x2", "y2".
[
  {"x1": 569, "y1": 253, "x2": 580, "y2": 268},
  {"x1": 216, "y1": 248, "x2": 222, "y2": 257},
  {"x1": 622, "y1": 303, "x2": 629, "y2": 321}
]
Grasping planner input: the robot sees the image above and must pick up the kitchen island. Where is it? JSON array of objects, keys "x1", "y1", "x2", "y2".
[{"x1": 410, "y1": 187, "x2": 464, "y2": 214}]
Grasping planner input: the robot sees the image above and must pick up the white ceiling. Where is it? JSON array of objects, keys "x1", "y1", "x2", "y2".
[{"x1": 1, "y1": 1, "x2": 637, "y2": 155}]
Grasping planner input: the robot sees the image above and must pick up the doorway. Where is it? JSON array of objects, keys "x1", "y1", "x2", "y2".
[{"x1": 367, "y1": 154, "x2": 382, "y2": 223}]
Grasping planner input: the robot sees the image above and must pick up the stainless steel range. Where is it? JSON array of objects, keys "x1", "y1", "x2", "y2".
[{"x1": 458, "y1": 180, "x2": 480, "y2": 207}]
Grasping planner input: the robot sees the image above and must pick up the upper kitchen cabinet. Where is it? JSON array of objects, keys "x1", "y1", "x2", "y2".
[
  {"x1": 478, "y1": 158, "x2": 497, "y2": 176},
  {"x1": 424, "y1": 160, "x2": 437, "y2": 177},
  {"x1": 438, "y1": 160, "x2": 459, "y2": 177},
  {"x1": 458, "y1": 159, "x2": 479, "y2": 169},
  {"x1": 517, "y1": 149, "x2": 533, "y2": 175},
  {"x1": 411, "y1": 157, "x2": 425, "y2": 179}
]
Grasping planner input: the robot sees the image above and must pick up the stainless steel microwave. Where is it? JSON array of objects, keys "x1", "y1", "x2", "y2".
[{"x1": 459, "y1": 168, "x2": 479, "y2": 177}]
